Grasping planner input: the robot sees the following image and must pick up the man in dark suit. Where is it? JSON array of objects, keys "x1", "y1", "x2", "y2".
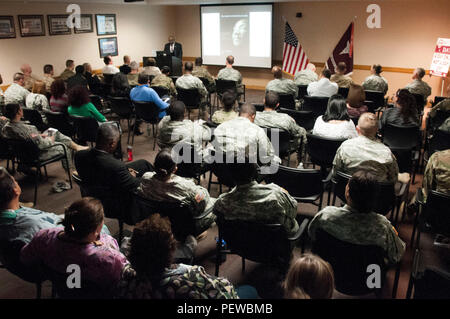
[
  {"x1": 67, "y1": 65, "x2": 88, "y2": 91},
  {"x1": 74, "y1": 123, "x2": 153, "y2": 221},
  {"x1": 164, "y1": 35, "x2": 183, "y2": 60},
  {"x1": 119, "y1": 55, "x2": 132, "y2": 75}
]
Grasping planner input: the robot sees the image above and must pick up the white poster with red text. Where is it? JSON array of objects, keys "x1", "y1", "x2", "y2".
[{"x1": 430, "y1": 38, "x2": 450, "y2": 77}]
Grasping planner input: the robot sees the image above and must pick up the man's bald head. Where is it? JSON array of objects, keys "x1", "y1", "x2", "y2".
[
  {"x1": 239, "y1": 103, "x2": 256, "y2": 122},
  {"x1": 272, "y1": 66, "x2": 282, "y2": 79},
  {"x1": 357, "y1": 113, "x2": 378, "y2": 138},
  {"x1": 226, "y1": 56, "x2": 235, "y2": 65},
  {"x1": 306, "y1": 63, "x2": 316, "y2": 72},
  {"x1": 20, "y1": 64, "x2": 32, "y2": 75},
  {"x1": 95, "y1": 123, "x2": 120, "y2": 152}
]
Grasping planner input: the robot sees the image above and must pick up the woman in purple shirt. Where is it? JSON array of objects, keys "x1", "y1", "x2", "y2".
[
  {"x1": 20, "y1": 197, "x2": 129, "y2": 298},
  {"x1": 49, "y1": 79, "x2": 69, "y2": 112}
]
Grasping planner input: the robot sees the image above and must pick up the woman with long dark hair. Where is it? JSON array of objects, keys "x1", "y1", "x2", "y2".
[
  {"x1": 380, "y1": 89, "x2": 419, "y2": 131},
  {"x1": 67, "y1": 85, "x2": 106, "y2": 122},
  {"x1": 49, "y1": 79, "x2": 69, "y2": 112}
]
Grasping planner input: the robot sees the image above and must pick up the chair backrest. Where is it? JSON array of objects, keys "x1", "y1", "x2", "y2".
[
  {"x1": 0, "y1": 136, "x2": 14, "y2": 160},
  {"x1": 381, "y1": 123, "x2": 421, "y2": 150},
  {"x1": 198, "y1": 77, "x2": 211, "y2": 90},
  {"x1": 43, "y1": 110, "x2": 75, "y2": 138},
  {"x1": 432, "y1": 96, "x2": 445, "y2": 107},
  {"x1": 264, "y1": 165, "x2": 323, "y2": 200},
  {"x1": 306, "y1": 133, "x2": 346, "y2": 168},
  {"x1": 170, "y1": 76, "x2": 179, "y2": 84},
  {"x1": 411, "y1": 92, "x2": 425, "y2": 114},
  {"x1": 338, "y1": 87, "x2": 349, "y2": 98},
  {"x1": 364, "y1": 90, "x2": 385, "y2": 109},
  {"x1": 6, "y1": 138, "x2": 41, "y2": 165},
  {"x1": 89, "y1": 95, "x2": 103, "y2": 112},
  {"x1": 177, "y1": 88, "x2": 200, "y2": 109},
  {"x1": 278, "y1": 94, "x2": 296, "y2": 110},
  {"x1": 151, "y1": 86, "x2": 169, "y2": 98},
  {"x1": 171, "y1": 141, "x2": 204, "y2": 179},
  {"x1": 427, "y1": 109, "x2": 450, "y2": 133},
  {"x1": 297, "y1": 85, "x2": 308, "y2": 99},
  {"x1": 103, "y1": 74, "x2": 114, "y2": 85},
  {"x1": 69, "y1": 115, "x2": 99, "y2": 145},
  {"x1": 89, "y1": 82, "x2": 107, "y2": 97},
  {"x1": 302, "y1": 96, "x2": 329, "y2": 120},
  {"x1": 252, "y1": 103, "x2": 265, "y2": 112},
  {"x1": 278, "y1": 108, "x2": 315, "y2": 131},
  {"x1": 312, "y1": 228, "x2": 386, "y2": 295},
  {"x1": 109, "y1": 97, "x2": 134, "y2": 118},
  {"x1": 210, "y1": 161, "x2": 237, "y2": 189},
  {"x1": 261, "y1": 127, "x2": 291, "y2": 157},
  {"x1": 428, "y1": 129, "x2": 450, "y2": 156},
  {"x1": 22, "y1": 108, "x2": 47, "y2": 131},
  {"x1": 364, "y1": 100, "x2": 377, "y2": 114},
  {"x1": 132, "y1": 101, "x2": 161, "y2": 124},
  {"x1": 215, "y1": 79, "x2": 237, "y2": 96},
  {"x1": 423, "y1": 190, "x2": 450, "y2": 238},
  {"x1": 332, "y1": 171, "x2": 396, "y2": 216},
  {"x1": 216, "y1": 212, "x2": 294, "y2": 266}
]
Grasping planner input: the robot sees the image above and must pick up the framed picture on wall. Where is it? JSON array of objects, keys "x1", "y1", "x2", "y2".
[
  {"x1": 18, "y1": 15, "x2": 45, "y2": 37},
  {"x1": 48, "y1": 15, "x2": 71, "y2": 35},
  {"x1": 95, "y1": 14, "x2": 117, "y2": 36},
  {"x1": 98, "y1": 37, "x2": 118, "y2": 58},
  {"x1": 74, "y1": 14, "x2": 94, "y2": 34},
  {"x1": 0, "y1": 16, "x2": 16, "y2": 39}
]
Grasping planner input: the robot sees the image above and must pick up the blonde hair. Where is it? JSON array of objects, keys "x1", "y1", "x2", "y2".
[{"x1": 283, "y1": 253, "x2": 335, "y2": 299}]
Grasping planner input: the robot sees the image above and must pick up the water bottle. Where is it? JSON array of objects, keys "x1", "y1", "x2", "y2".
[{"x1": 127, "y1": 145, "x2": 133, "y2": 162}]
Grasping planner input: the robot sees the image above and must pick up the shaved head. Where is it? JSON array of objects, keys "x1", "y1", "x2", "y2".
[
  {"x1": 357, "y1": 112, "x2": 378, "y2": 137},
  {"x1": 239, "y1": 103, "x2": 256, "y2": 117},
  {"x1": 20, "y1": 64, "x2": 32, "y2": 75}
]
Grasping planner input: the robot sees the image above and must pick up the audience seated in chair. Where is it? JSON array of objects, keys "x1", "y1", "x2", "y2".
[
  {"x1": 119, "y1": 55, "x2": 132, "y2": 75},
  {"x1": 428, "y1": 84, "x2": 450, "y2": 124},
  {"x1": 308, "y1": 170, "x2": 406, "y2": 265},
  {"x1": 421, "y1": 149, "x2": 450, "y2": 202},
  {"x1": 126, "y1": 61, "x2": 140, "y2": 87},
  {"x1": 130, "y1": 73, "x2": 169, "y2": 120},
  {"x1": 141, "y1": 57, "x2": 161, "y2": 78},
  {"x1": 20, "y1": 64, "x2": 40, "y2": 92},
  {"x1": 217, "y1": 55, "x2": 244, "y2": 100},
  {"x1": 307, "y1": 69, "x2": 338, "y2": 97},
  {"x1": 118, "y1": 214, "x2": 238, "y2": 299},
  {"x1": 346, "y1": 83, "x2": 368, "y2": 119},
  {"x1": 255, "y1": 91, "x2": 307, "y2": 163},
  {"x1": 211, "y1": 91, "x2": 238, "y2": 124},
  {"x1": 192, "y1": 57, "x2": 216, "y2": 93},
  {"x1": 265, "y1": 66, "x2": 298, "y2": 101},
  {"x1": 42, "y1": 64, "x2": 55, "y2": 95},
  {"x1": 380, "y1": 89, "x2": 419, "y2": 133},
  {"x1": 330, "y1": 62, "x2": 353, "y2": 89},
  {"x1": 59, "y1": 59, "x2": 75, "y2": 82},
  {"x1": 362, "y1": 64, "x2": 388, "y2": 95},
  {"x1": 151, "y1": 66, "x2": 177, "y2": 98},
  {"x1": 312, "y1": 94, "x2": 357, "y2": 140},
  {"x1": 213, "y1": 161, "x2": 300, "y2": 237},
  {"x1": 283, "y1": 253, "x2": 334, "y2": 299},
  {"x1": 111, "y1": 72, "x2": 131, "y2": 98},
  {"x1": 102, "y1": 56, "x2": 120, "y2": 75},
  {"x1": 68, "y1": 86, "x2": 106, "y2": 123},
  {"x1": 20, "y1": 197, "x2": 128, "y2": 296},
  {"x1": 294, "y1": 63, "x2": 318, "y2": 86},
  {"x1": 67, "y1": 65, "x2": 88, "y2": 91},
  {"x1": 49, "y1": 79, "x2": 69, "y2": 112},
  {"x1": 83, "y1": 63, "x2": 101, "y2": 89},
  {"x1": 332, "y1": 112, "x2": 409, "y2": 184},
  {"x1": 138, "y1": 149, "x2": 216, "y2": 234},
  {"x1": 4, "y1": 73, "x2": 30, "y2": 107},
  {"x1": 404, "y1": 67, "x2": 431, "y2": 105},
  {"x1": 176, "y1": 61, "x2": 209, "y2": 117}
]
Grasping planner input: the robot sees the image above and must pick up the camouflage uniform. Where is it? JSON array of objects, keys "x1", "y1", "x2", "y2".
[
  {"x1": 294, "y1": 69, "x2": 318, "y2": 85},
  {"x1": 265, "y1": 78, "x2": 298, "y2": 97},
  {"x1": 151, "y1": 73, "x2": 177, "y2": 97},
  {"x1": 23, "y1": 74, "x2": 41, "y2": 91},
  {"x1": 4, "y1": 83, "x2": 30, "y2": 107},
  {"x1": 209, "y1": 117, "x2": 281, "y2": 172},
  {"x1": 308, "y1": 204, "x2": 406, "y2": 265},
  {"x1": 429, "y1": 98, "x2": 450, "y2": 119},
  {"x1": 213, "y1": 181, "x2": 300, "y2": 237},
  {"x1": 119, "y1": 263, "x2": 238, "y2": 299},
  {"x1": 139, "y1": 171, "x2": 216, "y2": 232},
  {"x1": 141, "y1": 66, "x2": 161, "y2": 77},
  {"x1": 42, "y1": 74, "x2": 54, "y2": 93},
  {"x1": 330, "y1": 74, "x2": 353, "y2": 88},
  {"x1": 439, "y1": 117, "x2": 450, "y2": 132},
  {"x1": 127, "y1": 73, "x2": 139, "y2": 87},
  {"x1": 217, "y1": 67, "x2": 244, "y2": 95},
  {"x1": 157, "y1": 116, "x2": 211, "y2": 161},
  {"x1": 362, "y1": 74, "x2": 388, "y2": 94},
  {"x1": 422, "y1": 149, "x2": 450, "y2": 202},
  {"x1": 59, "y1": 69, "x2": 75, "y2": 81},
  {"x1": 192, "y1": 66, "x2": 216, "y2": 92},
  {"x1": 254, "y1": 110, "x2": 307, "y2": 162},
  {"x1": 176, "y1": 74, "x2": 208, "y2": 112},
  {"x1": 405, "y1": 79, "x2": 432, "y2": 103},
  {"x1": 211, "y1": 110, "x2": 238, "y2": 124},
  {"x1": 332, "y1": 135, "x2": 399, "y2": 183},
  {"x1": 2, "y1": 121, "x2": 73, "y2": 167}
]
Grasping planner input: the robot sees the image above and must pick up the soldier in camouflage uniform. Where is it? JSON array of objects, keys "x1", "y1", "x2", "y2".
[
  {"x1": 139, "y1": 149, "x2": 216, "y2": 234},
  {"x1": 42, "y1": 64, "x2": 55, "y2": 94},
  {"x1": 213, "y1": 162, "x2": 300, "y2": 237},
  {"x1": 151, "y1": 66, "x2": 177, "y2": 97},
  {"x1": 266, "y1": 66, "x2": 298, "y2": 98},
  {"x1": 211, "y1": 91, "x2": 238, "y2": 124},
  {"x1": 362, "y1": 64, "x2": 388, "y2": 94},
  {"x1": 126, "y1": 61, "x2": 140, "y2": 87},
  {"x1": 192, "y1": 57, "x2": 216, "y2": 93},
  {"x1": 209, "y1": 103, "x2": 281, "y2": 174},
  {"x1": 330, "y1": 62, "x2": 353, "y2": 88},
  {"x1": 294, "y1": 63, "x2": 318, "y2": 85},
  {"x1": 59, "y1": 60, "x2": 76, "y2": 81},
  {"x1": 217, "y1": 56, "x2": 244, "y2": 98},
  {"x1": 332, "y1": 113, "x2": 401, "y2": 184},
  {"x1": 4, "y1": 73, "x2": 30, "y2": 107},
  {"x1": 176, "y1": 62, "x2": 209, "y2": 115},
  {"x1": 404, "y1": 67, "x2": 432, "y2": 103},
  {"x1": 308, "y1": 170, "x2": 406, "y2": 265},
  {"x1": 429, "y1": 84, "x2": 450, "y2": 119},
  {"x1": 254, "y1": 91, "x2": 307, "y2": 162},
  {"x1": 20, "y1": 64, "x2": 41, "y2": 91},
  {"x1": 157, "y1": 101, "x2": 211, "y2": 162},
  {"x1": 422, "y1": 149, "x2": 450, "y2": 202}
]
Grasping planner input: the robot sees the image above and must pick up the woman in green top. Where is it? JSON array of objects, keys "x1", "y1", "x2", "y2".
[{"x1": 67, "y1": 85, "x2": 106, "y2": 122}]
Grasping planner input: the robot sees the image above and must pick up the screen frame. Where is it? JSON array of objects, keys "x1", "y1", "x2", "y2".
[{"x1": 199, "y1": 2, "x2": 274, "y2": 69}]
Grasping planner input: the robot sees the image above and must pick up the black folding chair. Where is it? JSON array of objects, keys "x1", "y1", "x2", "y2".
[
  {"x1": 364, "y1": 90, "x2": 386, "y2": 117},
  {"x1": 43, "y1": 110, "x2": 75, "y2": 138},
  {"x1": 215, "y1": 79, "x2": 238, "y2": 108},
  {"x1": 177, "y1": 88, "x2": 202, "y2": 120},
  {"x1": 278, "y1": 94, "x2": 296, "y2": 110},
  {"x1": 69, "y1": 115, "x2": 99, "y2": 146},
  {"x1": 108, "y1": 97, "x2": 135, "y2": 144},
  {"x1": 302, "y1": 96, "x2": 329, "y2": 121},
  {"x1": 297, "y1": 85, "x2": 308, "y2": 99},
  {"x1": 262, "y1": 127, "x2": 295, "y2": 166},
  {"x1": 151, "y1": 86, "x2": 170, "y2": 99},
  {"x1": 305, "y1": 133, "x2": 346, "y2": 176},
  {"x1": 411, "y1": 92, "x2": 426, "y2": 117},
  {"x1": 131, "y1": 101, "x2": 161, "y2": 149},
  {"x1": 338, "y1": 87, "x2": 349, "y2": 98},
  {"x1": 22, "y1": 108, "x2": 48, "y2": 132},
  {"x1": 89, "y1": 95, "x2": 105, "y2": 113},
  {"x1": 278, "y1": 108, "x2": 315, "y2": 131}
]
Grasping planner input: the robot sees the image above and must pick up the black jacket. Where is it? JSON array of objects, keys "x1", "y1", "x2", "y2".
[
  {"x1": 67, "y1": 74, "x2": 88, "y2": 91},
  {"x1": 164, "y1": 42, "x2": 183, "y2": 60}
]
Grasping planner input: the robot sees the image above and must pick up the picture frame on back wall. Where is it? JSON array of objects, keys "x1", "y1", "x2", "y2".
[
  {"x1": 74, "y1": 14, "x2": 94, "y2": 34},
  {"x1": 0, "y1": 16, "x2": 16, "y2": 39},
  {"x1": 18, "y1": 15, "x2": 45, "y2": 37},
  {"x1": 98, "y1": 37, "x2": 118, "y2": 58},
  {"x1": 95, "y1": 14, "x2": 117, "y2": 36},
  {"x1": 48, "y1": 15, "x2": 71, "y2": 36}
]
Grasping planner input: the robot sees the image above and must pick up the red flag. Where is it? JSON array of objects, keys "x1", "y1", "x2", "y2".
[
  {"x1": 282, "y1": 22, "x2": 309, "y2": 75},
  {"x1": 325, "y1": 22, "x2": 354, "y2": 74}
]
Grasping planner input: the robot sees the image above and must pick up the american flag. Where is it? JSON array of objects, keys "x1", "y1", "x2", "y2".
[{"x1": 282, "y1": 22, "x2": 309, "y2": 75}]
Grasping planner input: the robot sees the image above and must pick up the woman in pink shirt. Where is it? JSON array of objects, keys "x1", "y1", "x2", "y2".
[{"x1": 49, "y1": 79, "x2": 69, "y2": 112}]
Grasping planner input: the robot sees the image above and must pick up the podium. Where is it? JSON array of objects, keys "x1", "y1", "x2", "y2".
[{"x1": 154, "y1": 51, "x2": 182, "y2": 76}]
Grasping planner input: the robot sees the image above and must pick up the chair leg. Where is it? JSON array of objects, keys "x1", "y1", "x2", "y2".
[
  {"x1": 152, "y1": 124, "x2": 156, "y2": 151},
  {"x1": 126, "y1": 119, "x2": 131, "y2": 145},
  {"x1": 208, "y1": 171, "x2": 213, "y2": 192},
  {"x1": 392, "y1": 263, "x2": 401, "y2": 299},
  {"x1": 215, "y1": 241, "x2": 221, "y2": 277},
  {"x1": 44, "y1": 166, "x2": 48, "y2": 179},
  {"x1": 241, "y1": 257, "x2": 245, "y2": 274},
  {"x1": 34, "y1": 169, "x2": 40, "y2": 206}
]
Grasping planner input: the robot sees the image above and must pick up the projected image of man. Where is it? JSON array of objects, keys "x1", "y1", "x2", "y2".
[{"x1": 232, "y1": 19, "x2": 248, "y2": 47}]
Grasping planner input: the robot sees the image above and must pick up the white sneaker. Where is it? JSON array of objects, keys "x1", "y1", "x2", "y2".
[{"x1": 297, "y1": 162, "x2": 304, "y2": 169}]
